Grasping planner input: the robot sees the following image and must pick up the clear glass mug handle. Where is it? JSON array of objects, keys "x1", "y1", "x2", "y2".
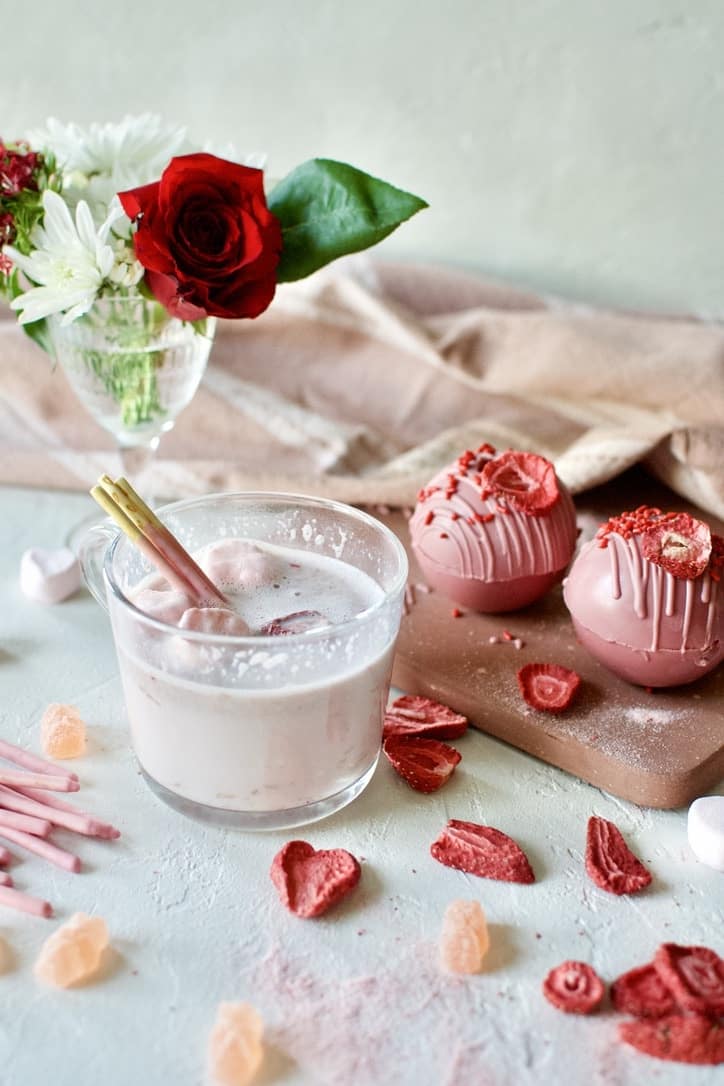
[{"x1": 75, "y1": 523, "x2": 116, "y2": 611}]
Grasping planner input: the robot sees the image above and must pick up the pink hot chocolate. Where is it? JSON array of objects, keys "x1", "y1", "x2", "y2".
[
  {"x1": 409, "y1": 445, "x2": 577, "y2": 612},
  {"x1": 563, "y1": 508, "x2": 723, "y2": 687}
]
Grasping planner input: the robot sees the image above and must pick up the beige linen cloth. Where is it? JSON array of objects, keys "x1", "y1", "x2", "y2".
[{"x1": 1, "y1": 260, "x2": 723, "y2": 515}]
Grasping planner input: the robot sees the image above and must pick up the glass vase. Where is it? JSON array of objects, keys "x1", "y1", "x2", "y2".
[{"x1": 49, "y1": 294, "x2": 216, "y2": 479}]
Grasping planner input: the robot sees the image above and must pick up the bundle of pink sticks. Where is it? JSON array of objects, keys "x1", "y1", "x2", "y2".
[{"x1": 0, "y1": 738, "x2": 119, "y2": 918}]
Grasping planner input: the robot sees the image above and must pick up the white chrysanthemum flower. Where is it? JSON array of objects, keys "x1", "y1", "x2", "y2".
[
  {"x1": 65, "y1": 173, "x2": 134, "y2": 236},
  {"x1": 201, "y1": 139, "x2": 267, "y2": 171},
  {"x1": 6, "y1": 191, "x2": 124, "y2": 325},
  {"x1": 108, "y1": 237, "x2": 144, "y2": 287},
  {"x1": 33, "y1": 115, "x2": 266, "y2": 231},
  {"x1": 29, "y1": 113, "x2": 188, "y2": 188}
]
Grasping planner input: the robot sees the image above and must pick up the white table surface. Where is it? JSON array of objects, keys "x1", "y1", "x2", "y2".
[{"x1": 0, "y1": 486, "x2": 722, "y2": 1086}]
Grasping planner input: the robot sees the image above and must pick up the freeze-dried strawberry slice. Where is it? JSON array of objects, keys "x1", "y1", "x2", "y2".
[
  {"x1": 611, "y1": 962, "x2": 677, "y2": 1018},
  {"x1": 619, "y1": 1015, "x2": 724, "y2": 1066},
  {"x1": 585, "y1": 816, "x2": 652, "y2": 895},
  {"x1": 270, "y1": 841, "x2": 361, "y2": 919},
  {"x1": 654, "y1": 944, "x2": 724, "y2": 1017},
  {"x1": 480, "y1": 451, "x2": 559, "y2": 515},
  {"x1": 641, "y1": 513, "x2": 712, "y2": 580},
  {"x1": 542, "y1": 960, "x2": 605, "y2": 1014},
  {"x1": 383, "y1": 695, "x2": 468, "y2": 740},
  {"x1": 260, "y1": 610, "x2": 330, "y2": 636},
  {"x1": 517, "y1": 663, "x2": 581, "y2": 713},
  {"x1": 430, "y1": 819, "x2": 535, "y2": 884},
  {"x1": 383, "y1": 736, "x2": 461, "y2": 793}
]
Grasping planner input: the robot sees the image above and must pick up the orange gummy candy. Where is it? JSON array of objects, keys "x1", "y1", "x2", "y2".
[
  {"x1": 440, "y1": 899, "x2": 489, "y2": 974},
  {"x1": 34, "y1": 913, "x2": 109, "y2": 988},
  {"x1": 207, "y1": 1002, "x2": 264, "y2": 1086},
  {"x1": 40, "y1": 703, "x2": 86, "y2": 759}
]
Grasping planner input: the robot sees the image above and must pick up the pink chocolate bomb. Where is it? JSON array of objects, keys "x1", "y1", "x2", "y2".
[
  {"x1": 409, "y1": 445, "x2": 577, "y2": 612},
  {"x1": 563, "y1": 508, "x2": 723, "y2": 687}
]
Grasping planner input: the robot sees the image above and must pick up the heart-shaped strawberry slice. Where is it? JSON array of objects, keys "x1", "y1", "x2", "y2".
[{"x1": 270, "y1": 840, "x2": 361, "y2": 918}]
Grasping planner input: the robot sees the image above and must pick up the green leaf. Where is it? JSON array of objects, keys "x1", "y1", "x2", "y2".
[
  {"x1": 21, "y1": 317, "x2": 54, "y2": 356},
  {"x1": 4, "y1": 271, "x2": 54, "y2": 356},
  {"x1": 269, "y1": 159, "x2": 427, "y2": 282}
]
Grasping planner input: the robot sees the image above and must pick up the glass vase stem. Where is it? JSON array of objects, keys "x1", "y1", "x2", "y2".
[{"x1": 119, "y1": 438, "x2": 160, "y2": 496}]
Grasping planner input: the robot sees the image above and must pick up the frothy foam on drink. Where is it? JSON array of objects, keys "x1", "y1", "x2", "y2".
[{"x1": 132, "y1": 539, "x2": 384, "y2": 635}]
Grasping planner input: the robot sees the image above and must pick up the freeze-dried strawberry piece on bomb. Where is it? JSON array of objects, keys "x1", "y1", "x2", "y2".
[
  {"x1": 641, "y1": 513, "x2": 712, "y2": 580},
  {"x1": 480, "y1": 451, "x2": 560, "y2": 515}
]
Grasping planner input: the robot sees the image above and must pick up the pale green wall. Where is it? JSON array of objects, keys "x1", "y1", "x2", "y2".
[{"x1": 4, "y1": 0, "x2": 723, "y2": 314}]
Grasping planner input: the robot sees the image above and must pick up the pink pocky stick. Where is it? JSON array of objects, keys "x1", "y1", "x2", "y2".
[
  {"x1": 0, "y1": 785, "x2": 98, "y2": 838},
  {"x1": 12, "y1": 786, "x2": 120, "y2": 839},
  {"x1": 0, "y1": 883, "x2": 52, "y2": 918},
  {"x1": 0, "y1": 809, "x2": 52, "y2": 838},
  {"x1": 0, "y1": 826, "x2": 81, "y2": 873},
  {"x1": 0, "y1": 770, "x2": 79, "y2": 793},
  {"x1": 0, "y1": 739, "x2": 78, "y2": 783}
]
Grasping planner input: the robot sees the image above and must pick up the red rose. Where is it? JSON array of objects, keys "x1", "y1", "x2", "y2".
[{"x1": 119, "y1": 153, "x2": 282, "y2": 321}]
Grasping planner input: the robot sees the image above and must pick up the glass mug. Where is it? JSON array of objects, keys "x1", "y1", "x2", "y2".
[{"x1": 79, "y1": 492, "x2": 408, "y2": 830}]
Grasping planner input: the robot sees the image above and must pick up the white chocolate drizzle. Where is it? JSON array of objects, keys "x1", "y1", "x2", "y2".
[
  {"x1": 607, "y1": 532, "x2": 719, "y2": 654},
  {"x1": 411, "y1": 474, "x2": 576, "y2": 581}
]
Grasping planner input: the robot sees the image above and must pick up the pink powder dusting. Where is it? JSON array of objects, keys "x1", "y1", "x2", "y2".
[
  {"x1": 250, "y1": 943, "x2": 503, "y2": 1085},
  {"x1": 444, "y1": 1043, "x2": 498, "y2": 1085}
]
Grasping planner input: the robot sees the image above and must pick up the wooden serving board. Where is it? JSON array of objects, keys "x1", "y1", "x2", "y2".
[{"x1": 381, "y1": 469, "x2": 724, "y2": 810}]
